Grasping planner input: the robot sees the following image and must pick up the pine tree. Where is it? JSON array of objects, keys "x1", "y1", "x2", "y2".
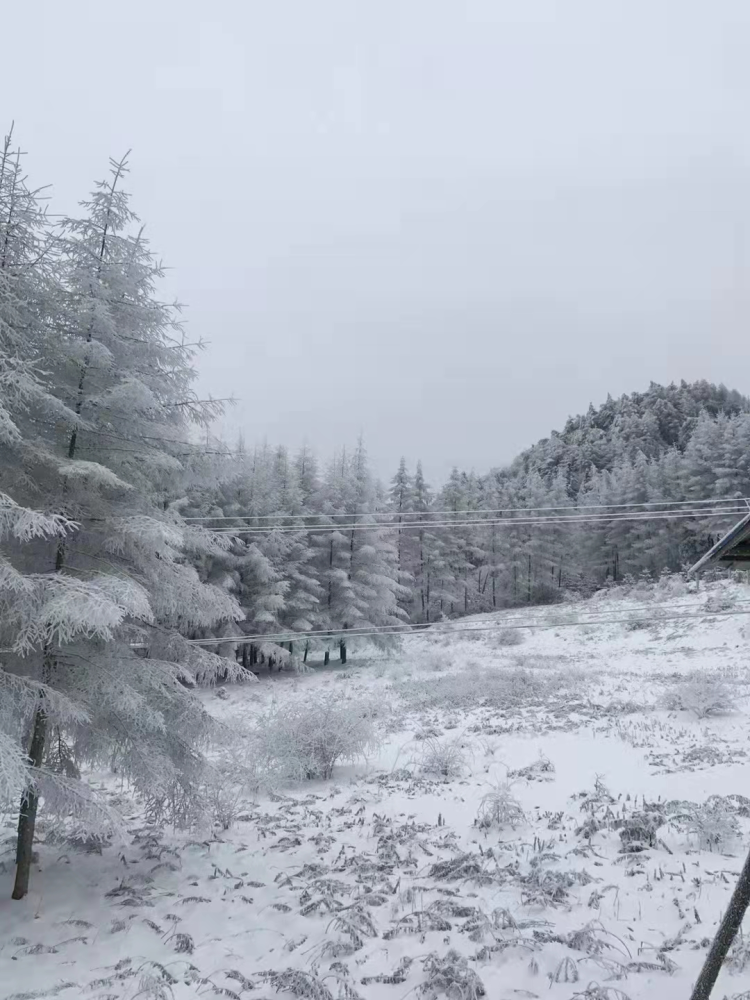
[
  {"x1": 388, "y1": 457, "x2": 414, "y2": 612},
  {"x1": 1, "y1": 152, "x2": 241, "y2": 899},
  {"x1": 410, "y1": 461, "x2": 438, "y2": 621}
]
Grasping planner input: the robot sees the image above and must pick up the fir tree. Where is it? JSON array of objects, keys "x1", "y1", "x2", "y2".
[{"x1": 1, "y1": 152, "x2": 241, "y2": 899}]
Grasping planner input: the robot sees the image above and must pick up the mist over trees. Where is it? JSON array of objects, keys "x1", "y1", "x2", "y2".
[{"x1": 2, "y1": 129, "x2": 749, "y2": 897}]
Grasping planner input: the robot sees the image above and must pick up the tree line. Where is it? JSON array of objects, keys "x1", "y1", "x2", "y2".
[{"x1": 191, "y1": 382, "x2": 750, "y2": 645}]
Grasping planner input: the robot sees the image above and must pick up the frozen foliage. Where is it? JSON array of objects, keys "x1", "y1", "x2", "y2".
[
  {"x1": 493, "y1": 627, "x2": 525, "y2": 647},
  {"x1": 252, "y1": 695, "x2": 380, "y2": 781},
  {"x1": 475, "y1": 781, "x2": 525, "y2": 830},
  {"x1": 662, "y1": 672, "x2": 736, "y2": 718},
  {"x1": 667, "y1": 795, "x2": 742, "y2": 851},
  {"x1": 0, "y1": 731, "x2": 28, "y2": 806},
  {"x1": 417, "y1": 735, "x2": 468, "y2": 779},
  {"x1": 0, "y1": 138, "x2": 242, "y2": 896},
  {"x1": 420, "y1": 949, "x2": 486, "y2": 999}
]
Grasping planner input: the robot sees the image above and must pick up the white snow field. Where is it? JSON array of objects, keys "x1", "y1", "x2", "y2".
[{"x1": 4, "y1": 578, "x2": 750, "y2": 1000}]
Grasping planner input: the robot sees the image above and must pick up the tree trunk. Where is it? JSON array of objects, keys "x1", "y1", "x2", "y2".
[
  {"x1": 328, "y1": 538, "x2": 333, "y2": 609},
  {"x1": 689, "y1": 842, "x2": 750, "y2": 1000},
  {"x1": 491, "y1": 532, "x2": 497, "y2": 608},
  {"x1": 13, "y1": 537, "x2": 65, "y2": 899},
  {"x1": 12, "y1": 672, "x2": 50, "y2": 899},
  {"x1": 340, "y1": 641, "x2": 347, "y2": 664},
  {"x1": 419, "y1": 529, "x2": 426, "y2": 621}
]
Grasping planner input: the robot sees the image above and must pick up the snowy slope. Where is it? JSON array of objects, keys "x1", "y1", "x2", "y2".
[{"x1": 3, "y1": 579, "x2": 750, "y2": 1000}]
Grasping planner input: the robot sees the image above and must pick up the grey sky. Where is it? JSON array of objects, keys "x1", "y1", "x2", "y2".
[{"x1": 7, "y1": 1, "x2": 750, "y2": 483}]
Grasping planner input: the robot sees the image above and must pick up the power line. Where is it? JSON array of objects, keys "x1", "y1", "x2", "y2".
[
  {"x1": 181, "y1": 602, "x2": 750, "y2": 647},
  {"x1": 197, "y1": 506, "x2": 750, "y2": 536},
  {"x1": 6, "y1": 600, "x2": 743, "y2": 656},
  {"x1": 182, "y1": 494, "x2": 750, "y2": 523},
  {"x1": 203, "y1": 508, "x2": 750, "y2": 533}
]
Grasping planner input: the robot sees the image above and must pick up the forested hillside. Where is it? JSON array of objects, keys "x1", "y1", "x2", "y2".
[{"x1": 184, "y1": 381, "x2": 750, "y2": 646}]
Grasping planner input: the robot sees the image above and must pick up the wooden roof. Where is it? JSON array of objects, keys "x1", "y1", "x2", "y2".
[{"x1": 688, "y1": 510, "x2": 750, "y2": 576}]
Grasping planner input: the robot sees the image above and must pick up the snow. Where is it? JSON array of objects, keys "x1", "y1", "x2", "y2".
[{"x1": 3, "y1": 582, "x2": 750, "y2": 1000}]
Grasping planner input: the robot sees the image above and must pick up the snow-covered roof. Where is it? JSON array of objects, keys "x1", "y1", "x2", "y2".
[{"x1": 688, "y1": 510, "x2": 750, "y2": 576}]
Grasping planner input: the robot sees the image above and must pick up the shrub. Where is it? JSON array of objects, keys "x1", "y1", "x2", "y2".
[
  {"x1": 253, "y1": 695, "x2": 380, "y2": 783},
  {"x1": 654, "y1": 573, "x2": 689, "y2": 601},
  {"x1": 475, "y1": 782, "x2": 525, "y2": 830},
  {"x1": 508, "y1": 753, "x2": 555, "y2": 782},
  {"x1": 667, "y1": 795, "x2": 741, "y2": 851},
  {"x1": 704, "y1": 587, "x2": 738, "y2": 614},
  {"x1": 662, "y1": 674, "x2": 735, "y2": 718},
  {"x1": 204, "y1": 754, "x2": 258, "y2": 830},
  {"x1": 416, "y1": 652, "x2": 449, "y2": 673},
  {"x1": 417, "y1": 735, "x2": 468, "y2": 779},
  {"x1": 493, "y1": 628, "x2": 525, "y2": 647},
  {"x1": 420, "y1": 949, "x2": 486, "y2": 1000},
  {"x1": 462, "y1": 630, "x2": 485, "y2": 643},
  {"x1": 616, "y1": 804, "x2": 665, "y2": 852}
]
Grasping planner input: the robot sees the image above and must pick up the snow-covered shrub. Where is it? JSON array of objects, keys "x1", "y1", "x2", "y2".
[
  {"x1": 662, "y1": 673, "x2": 735, "y2": 718},
  {"x1": 667, "y1": 795, "x2": 741, "y2": 851},
  {"x1": 704, "y1": 588, "x2": 738, "y2": 614},
  {"x1": 253, "y1": 695, "x2": 380, "y2": 782},
  {"x1": 418, "y1": 735, "x2": 468, "y2": 779},
  {"x1": 202, "y1": 751, "x2": 259, "y2": 830},
  {"x1": 462, "y1": 630, "x2": 485, "y2": 643},
  {"x1": 476, "y1": 782, "x2": 525, "y2": 830},
  {"x1": 654, "y1": 573, "x2": 689, "y2": 601},
  {"x1": 492, "y1": 628, "x2": 525, "y2": 647},
  {"x1": 545, "y1": 609, "x2": 580, "y2": 626},
  {"x1": 616, "y1": 804, "x2": 665, "y2": 852},
  {"x1": 416, "y1": 652, "x2": 449, "y2": 673},
  {"x1": 420, "y1": 949, "x2": 486, "y2": 999},
  {"x1": 508, "y1": 753, "x2": 555, "y2": 782},
  {"x1": 725, "y1": 933, "x2": 750, "y2": 974}
]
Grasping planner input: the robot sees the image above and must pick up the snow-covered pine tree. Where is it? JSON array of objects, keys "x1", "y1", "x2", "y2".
[
  {"x1": 344, "y1": 439, "x2": 407, "y2": 658},
  {"x1": 435, "y1": 468, "x2": 470, "y2": 615},
  {"x1": 1, "y1": 152, "x2": 242, "y2": 899},
  {"x1": 309, "y1": 442, "x2": 405, "y2": 662},
  {"x1": 309, "y1": 449, "x2": 358, "y2": 663},
  {"x1": 388, "y1": 457, "x2": 414, "y2": 614},
  {"x1": 478, "y1": 475, "x2": 512, "y2": 610},
  {"x1": 268, "y1": 448, "x2": 322, "y2": 655},
  {"x1": 411, "y1": 461, "x2": 434, "y2": 621},
  {"x1": 410, "y1": 461, "x2": 456, "y2": 621}
]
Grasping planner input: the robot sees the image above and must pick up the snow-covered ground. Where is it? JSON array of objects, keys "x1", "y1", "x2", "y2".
[{"x1": 4, "y1": 579, "x2": 750, "y2": 1000}]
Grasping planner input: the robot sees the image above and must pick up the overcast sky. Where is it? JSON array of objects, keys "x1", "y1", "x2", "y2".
[{"x1": 6, "y1": 1, "x2": 750, "y2": 483}]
